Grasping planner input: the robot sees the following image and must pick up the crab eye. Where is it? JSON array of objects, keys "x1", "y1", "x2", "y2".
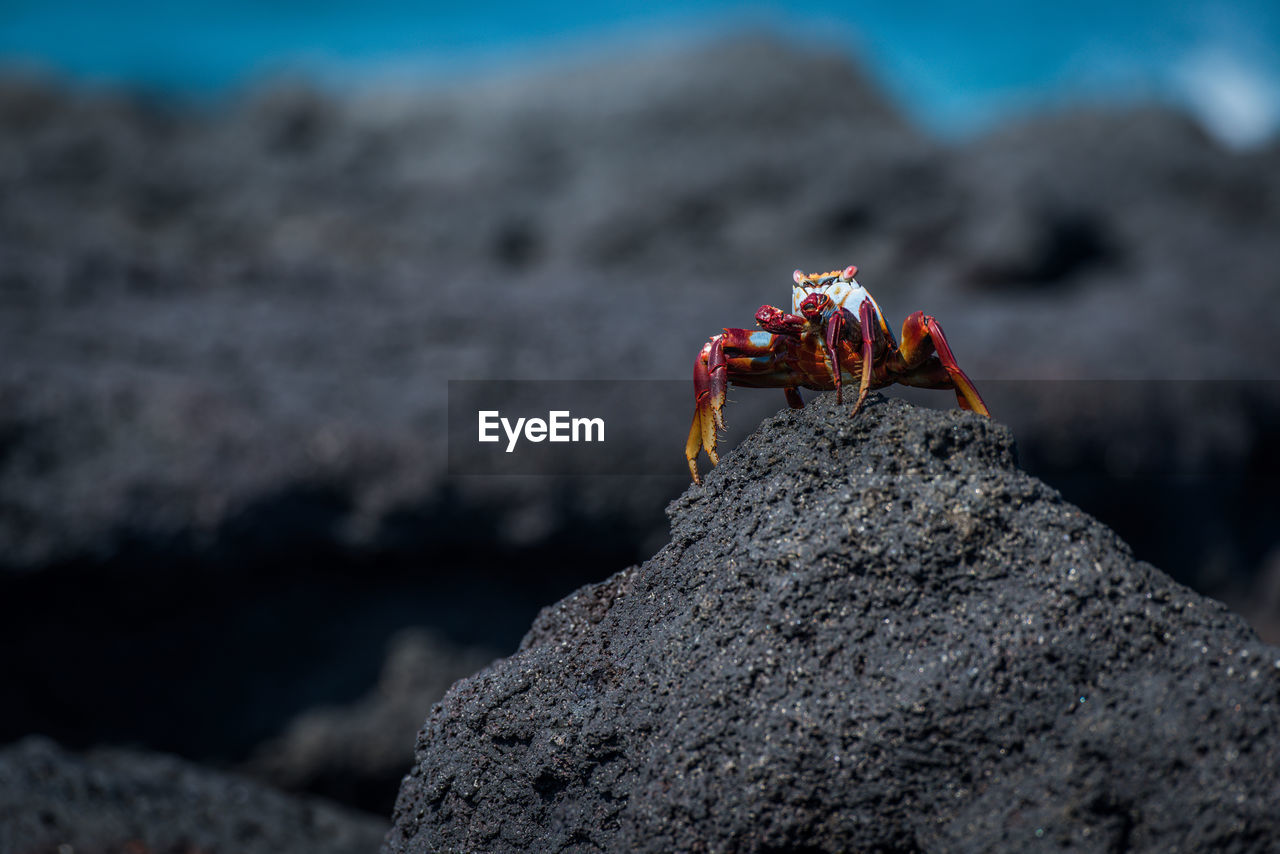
[
  {"x1": 840, "y1": 264, "x2": 858, "y2": 281},
  {"x1": 792, "y1": 269, "x2": 807, "y2": 285}
]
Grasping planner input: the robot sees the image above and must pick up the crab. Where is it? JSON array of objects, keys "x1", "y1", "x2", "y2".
[{"x1": 686, "y1": 265, "x2": 990, "y2": 483}]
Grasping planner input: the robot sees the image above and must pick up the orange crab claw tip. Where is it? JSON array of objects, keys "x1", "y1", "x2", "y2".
[{"x1": 841, "y1": 264, "x2": 858, "y2": 281}]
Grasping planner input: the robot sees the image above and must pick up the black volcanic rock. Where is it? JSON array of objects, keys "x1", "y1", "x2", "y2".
[
  {"x1": 0, "y1": 737, "x2": 386, "y2": 854},
  {"x1": 0, "y1": 36, "x2": 919, "y2": 576},
  {"x1": 384, "y1": 395, "x2": 1280, "y2": 853},
  {"x1": 4, "y1": 37, "x2": 1275, "y2": 594},
  {"x1": 3, "y1": 35, "x2": 1279, "y2": 799}
]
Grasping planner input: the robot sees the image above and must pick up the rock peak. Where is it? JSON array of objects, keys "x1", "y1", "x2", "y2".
[{"x1": 386, "y1": 396, "x2": 1279, "y2": 853}]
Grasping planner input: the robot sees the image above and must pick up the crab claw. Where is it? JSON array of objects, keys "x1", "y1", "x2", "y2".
[{"x1": 686, "y1": 336, "x2": 728, "y2": 483}]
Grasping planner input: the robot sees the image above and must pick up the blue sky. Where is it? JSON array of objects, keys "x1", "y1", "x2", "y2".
[{"x1": 2, "y1": 1, "x2": 1278, "y2": 145}]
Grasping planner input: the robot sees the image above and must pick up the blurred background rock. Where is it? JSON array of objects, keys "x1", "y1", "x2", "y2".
[{"x1": 1, "y1": 0, "x2": 1278, "y2": 830}]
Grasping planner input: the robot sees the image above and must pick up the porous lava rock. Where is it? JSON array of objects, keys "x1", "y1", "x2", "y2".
[
  {"x1": 384, "y1": 394, "x2": 1280, "y2": 853},
  {"x1": 0, "y1": 736, "x2": 386, "y2": 854},
  {"x1": 3, "y1": 35, "x2": 1279, "y2": 805}
]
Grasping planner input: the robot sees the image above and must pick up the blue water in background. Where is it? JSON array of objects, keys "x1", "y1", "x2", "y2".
[{"x1": 2, "y1": 0, "x2": 1278, "y2": 145}]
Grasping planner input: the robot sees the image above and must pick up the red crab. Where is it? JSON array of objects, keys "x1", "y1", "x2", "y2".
[{"x1": 686, "y1": 265, "x2": 990, "y2": 483}]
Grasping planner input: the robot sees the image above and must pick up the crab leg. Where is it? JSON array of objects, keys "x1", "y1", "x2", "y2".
[
  {"x1": 686, "y1": 337, "x2": 726, "y2": 482},
  {"x1": 687, "y1": 329, "x2": 813, "y2": 483},
  {"x1": 754, "y1": 304, "x2": 807, "y2": 335},
  {"x1": 894, "y1": 311, "x2": 990, "y2": 415},
  {"x1": 850, "y1": 300, "x2": 885, "y2": 417},
  {"x1": 820, "y1": 307, "x2": 857, "y2": 406},
  {"x1": 757, "y1": 305, "x2": 830, "y2": 411}
]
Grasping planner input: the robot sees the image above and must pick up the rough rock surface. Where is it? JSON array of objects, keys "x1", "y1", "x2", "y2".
[
  {"x1": 2, "y1": 35, "x2": 1279, "y2": 819},
  {"x1": 385, "y1": 395, "x2": 1280, "y2": 853},
  {"x1": 0, "y1": 736, "x2": 386, "y2": 854}
]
